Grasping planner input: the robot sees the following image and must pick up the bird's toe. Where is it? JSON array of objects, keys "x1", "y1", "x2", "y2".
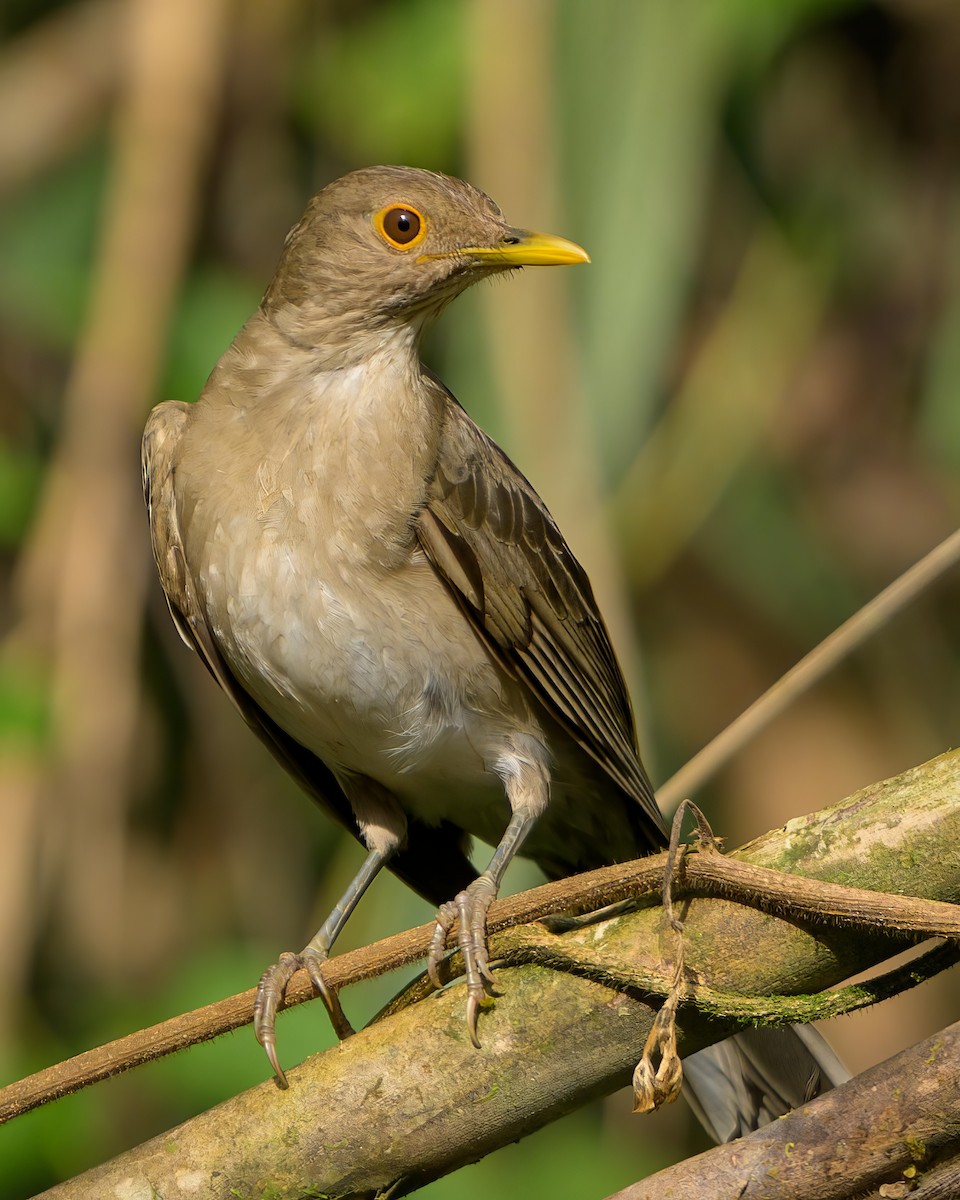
[{"x1": 254, "y1": 950, "x2": 304, "y2": 1088}]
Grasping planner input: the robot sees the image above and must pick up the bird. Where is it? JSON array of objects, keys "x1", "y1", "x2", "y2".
[{"x1": 142, "y1": 164, "x2": 846, "y2": 1140}]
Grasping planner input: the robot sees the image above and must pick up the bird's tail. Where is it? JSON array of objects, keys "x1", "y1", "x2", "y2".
[{"x1": 681, "y1": 1024, "x2": 849, "y2": 1143}]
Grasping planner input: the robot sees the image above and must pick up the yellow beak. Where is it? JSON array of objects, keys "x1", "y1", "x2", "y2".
[{"x1": 421, "y1": 229, "x2": 590, "y2": 268}]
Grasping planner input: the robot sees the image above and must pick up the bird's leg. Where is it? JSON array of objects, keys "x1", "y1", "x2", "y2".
[
  {"x1": 428, "y1": 808, "x2": 539, "y2": 1048},
  {"x1": 254, "y1": 845, "x2": 388, "y2": 1088},
  {"x1": 255, "y1": 777, "x2": 407, "y2": 1086}
]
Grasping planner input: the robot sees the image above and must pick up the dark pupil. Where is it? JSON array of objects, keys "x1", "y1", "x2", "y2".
[{"x1": 386, "y1": 208, "x2": 419, "y2": 244}]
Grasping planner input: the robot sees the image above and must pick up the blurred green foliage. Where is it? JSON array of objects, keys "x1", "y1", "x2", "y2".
[
  {"x1": 293, "y1": 0, "x2": 465, "y2": 166},
  {"x1": 2, "y1": 0, "x2": 959, "y2": 1196},
  {"x1": 0, "y1": 150, "x2": 103, "y2": 345}
]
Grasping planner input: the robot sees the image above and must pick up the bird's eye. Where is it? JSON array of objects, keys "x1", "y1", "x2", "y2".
[{"x1": 375, "y1": 204, "x2": 426, "y2": 249}]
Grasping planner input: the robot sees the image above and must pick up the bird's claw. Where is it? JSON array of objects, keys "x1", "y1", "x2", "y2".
[
  {"x1": 254, "y1": 950, "x2": 300, "y2": 1088},
  {"x1": 254, "y1": 946, "x2": 355, "y2": 1087},
  {"x1": 427, "y1": 877, "x2": 498, "y2": 1047}
]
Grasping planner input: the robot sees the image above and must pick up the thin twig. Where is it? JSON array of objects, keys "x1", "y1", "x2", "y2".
[
  {"x1": 633, "y1": 798, "x2": 719, "y2": 1112},
  {"x1": 658, "y1": 527, "x2": 960, "y2": 809},
  {"x1": 491, "y1": 928, "x2": 960, "y2": 1026}
]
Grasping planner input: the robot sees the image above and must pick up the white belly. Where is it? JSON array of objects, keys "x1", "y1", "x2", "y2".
[
  {"x1": 199, "y1": 514, "x2": 527, "y2": 847},
  {"x1": 177, "y1": 349, "x2": 550, "y2": 851}
]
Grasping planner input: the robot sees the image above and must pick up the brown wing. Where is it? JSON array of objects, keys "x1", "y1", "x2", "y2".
[
  {"x1": 416, "y1": 375, "x2": 664, "y2": 845},
  {"x1": 141, "y1": 402, "x2": 477, "y2": 906}
]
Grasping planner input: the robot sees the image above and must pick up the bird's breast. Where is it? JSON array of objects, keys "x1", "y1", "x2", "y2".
[
  {"x1": 176, "y1": 346, "x2": 546, "y2": 846},
  {"x1": 192, "y1": 474, "x2": 518, "y2": 816}
]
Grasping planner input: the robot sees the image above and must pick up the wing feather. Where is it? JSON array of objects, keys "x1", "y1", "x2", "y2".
[{"x1": 416, "y1": 378, "x2": 663, "y2": 840}]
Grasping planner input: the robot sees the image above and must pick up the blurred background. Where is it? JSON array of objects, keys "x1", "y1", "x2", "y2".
[{"x1": 2, "y1": 0, "x2": 959, "y2": 1194}]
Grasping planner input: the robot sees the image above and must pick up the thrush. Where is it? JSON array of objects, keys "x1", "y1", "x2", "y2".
[{"x1": 142, "y1": 165, "x2": 846, "y2": 1140}]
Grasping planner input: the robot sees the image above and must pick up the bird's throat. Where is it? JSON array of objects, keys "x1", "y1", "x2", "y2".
[{"x1": 205, "y1": 318, "x2": 441, "y2": 569}]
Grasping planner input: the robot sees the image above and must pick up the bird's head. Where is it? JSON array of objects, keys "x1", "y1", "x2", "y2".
[{"x1": 261, "y1": 166, "x2": 589, "y2": 364}]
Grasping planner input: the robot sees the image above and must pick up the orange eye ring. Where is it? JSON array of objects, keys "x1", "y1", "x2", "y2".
[{"x1": 374, "y1": 203, "x2": 427, "y2": 250}]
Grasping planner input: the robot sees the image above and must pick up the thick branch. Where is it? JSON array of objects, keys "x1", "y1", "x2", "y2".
[
  {"x1": 8, "y1": 750, "x2": 960, "y2": 1122},
  {"x1": 607, "y1": 1019, "x2": 960, "y2": 1200},
  {"x1": 33, "y1": 749, "x2": 960, "y2": 1198}
]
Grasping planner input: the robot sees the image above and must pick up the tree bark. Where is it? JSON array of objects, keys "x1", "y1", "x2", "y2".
[
  {"x1": 606, "y1": 1020, "x2": 960, "y2": 1200},
  {"x1": 35, "y1": 749, "x2": 960, "y2": 1199}
]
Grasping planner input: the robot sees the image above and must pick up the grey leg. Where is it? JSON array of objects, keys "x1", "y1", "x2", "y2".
[
  {"x1": 254, "y1": 846, "x2": 388, "y2": 1087},
  {"x1": 428, "y1": 809, "x2": 538, "y2": 1047}
]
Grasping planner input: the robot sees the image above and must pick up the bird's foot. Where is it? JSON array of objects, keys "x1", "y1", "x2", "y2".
[
  {"x1": 427, "y1": 875, "x2": 499, "y2": 1048},
  {"x1": 254, "y1": 947, "x2": 355, "y2": 1088}
]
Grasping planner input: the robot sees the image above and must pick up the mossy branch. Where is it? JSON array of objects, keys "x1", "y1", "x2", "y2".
[
  {"x1": 608, "y1": 1018, "x2": 960, "y2": 1200},
  {"x1": 28, "y1": 748, "x2": 960, "y2": 1198}
]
